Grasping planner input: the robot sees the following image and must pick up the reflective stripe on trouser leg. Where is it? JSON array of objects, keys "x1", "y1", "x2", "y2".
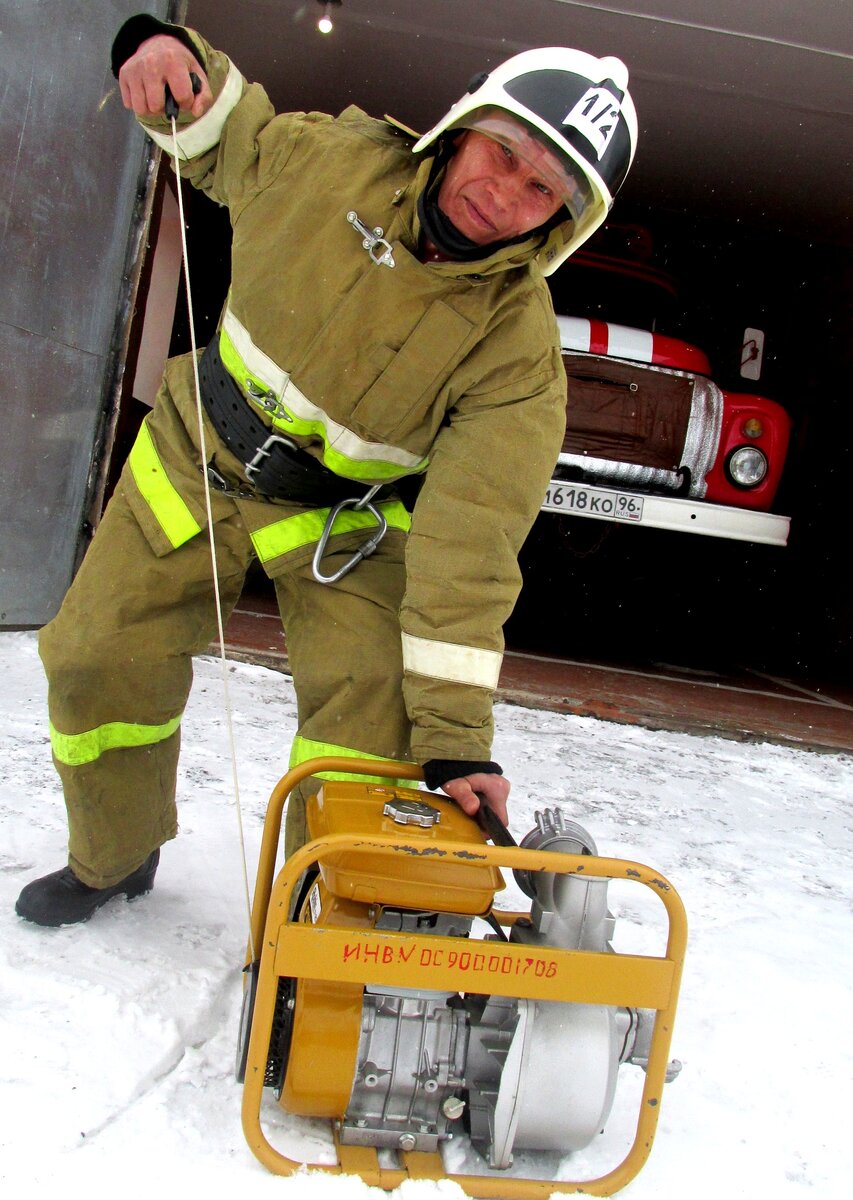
[
  {"x1": 273, "y1": 530, "x2": 414, "y2": 858},
  {"x1": 289, "y1": 734, "x2": 414, "y2": 786},
  {"x1": 286, "y1": 734, "x2": 415, "y2": 859},
  {"x1": 38, "y1": 481, "x2": 253, "y2": 888}
]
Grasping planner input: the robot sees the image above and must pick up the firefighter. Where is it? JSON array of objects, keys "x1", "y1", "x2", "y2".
[{"x1": 16, "y1": 15, "x2": 637, "y2": 926}]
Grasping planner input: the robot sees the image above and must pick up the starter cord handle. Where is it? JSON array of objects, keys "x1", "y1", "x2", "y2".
[{"x1": 164, "y1": 72, "x2": 201, "y2": 120}]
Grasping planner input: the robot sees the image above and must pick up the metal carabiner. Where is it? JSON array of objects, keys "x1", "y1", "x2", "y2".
[{"x1": 312, "y1": 486, "x2": 388, "y2": 584}]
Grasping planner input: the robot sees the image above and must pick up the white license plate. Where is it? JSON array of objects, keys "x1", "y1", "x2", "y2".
[{"x1": 542, "y1": 481, "x2": 645, "y2": 522}]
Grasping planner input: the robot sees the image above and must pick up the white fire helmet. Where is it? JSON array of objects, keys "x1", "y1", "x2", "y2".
[{"x1": 412, "y1": 47, "x2": 638, "y2": 275}]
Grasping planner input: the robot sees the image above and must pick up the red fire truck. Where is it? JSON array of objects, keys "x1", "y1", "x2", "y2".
[{"x1": 544, "y1": 232, "x2": 792, "y2": 547}]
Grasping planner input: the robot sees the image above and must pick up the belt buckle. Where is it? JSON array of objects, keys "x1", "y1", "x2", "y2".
[{"x1": 244, "y1": 433, "x2": 300, "y2": 484}]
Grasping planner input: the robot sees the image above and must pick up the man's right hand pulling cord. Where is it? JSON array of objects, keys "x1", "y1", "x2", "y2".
[{"x1": 118, "y1": 34, "x2": 212, "y2": 117}]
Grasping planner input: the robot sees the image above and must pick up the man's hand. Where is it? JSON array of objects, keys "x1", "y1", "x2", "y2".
[
  {"x1": 440, "y1": 772, "x2": 510, "y2": 827},
  {"x1": 118, "y1": 35, "x2": 212, "y2": 118}
]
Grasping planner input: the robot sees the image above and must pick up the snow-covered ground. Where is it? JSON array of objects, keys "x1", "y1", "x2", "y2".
[{"x1": 2, "y1": 628, "x2": 851, "y2": 1198}]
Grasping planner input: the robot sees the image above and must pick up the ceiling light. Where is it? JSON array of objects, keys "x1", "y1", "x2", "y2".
[{"x1": 317, "y1": 0, "x2": 342, "y2": 34}]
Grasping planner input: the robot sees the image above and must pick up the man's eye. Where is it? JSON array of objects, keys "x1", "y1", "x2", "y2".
[
  {"x1": 500, "y1": 143, "x2": 514, "y2": 161},
  {"x1": 533, "y1": 181, "x2": 552, "y2": 197}
]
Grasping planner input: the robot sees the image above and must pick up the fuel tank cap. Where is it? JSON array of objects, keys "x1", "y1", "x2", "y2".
[{"x1": 383, "y1": 797, "x2": 441, "y2": 827}]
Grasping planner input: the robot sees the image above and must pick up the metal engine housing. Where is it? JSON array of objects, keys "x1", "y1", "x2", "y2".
[{"x1": 337, "y1": 808, "x2": 661, "y2": 1167}]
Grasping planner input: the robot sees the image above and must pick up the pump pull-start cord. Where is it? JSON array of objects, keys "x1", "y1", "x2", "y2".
[{"x1": 165, "y1": 83, "x2": 256, "y2": 962}]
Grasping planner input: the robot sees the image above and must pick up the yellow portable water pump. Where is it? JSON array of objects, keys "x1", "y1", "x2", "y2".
[{"x1": 238, "y1": 758, "x2": 687, "y2": 1196}]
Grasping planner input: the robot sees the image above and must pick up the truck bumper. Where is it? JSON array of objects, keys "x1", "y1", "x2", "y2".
[{"x1": 541, "y1": 479, "x2": 790, "y2": 546}]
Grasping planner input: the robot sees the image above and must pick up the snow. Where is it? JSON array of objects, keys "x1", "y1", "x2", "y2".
[{"x1": 2, "y1": 628, "x2": 851, "y2": 1198}]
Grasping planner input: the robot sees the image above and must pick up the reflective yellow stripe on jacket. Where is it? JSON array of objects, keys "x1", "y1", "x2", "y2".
[
  {"x1": 218, "y1": 307, "x2": 429, "y2": 483},
  {"x1": 250, "y1": 500, "x2": 411, "y2": 564},
  {"x1": 129, "y1": 421, "x2": 202, "y2": 549}
]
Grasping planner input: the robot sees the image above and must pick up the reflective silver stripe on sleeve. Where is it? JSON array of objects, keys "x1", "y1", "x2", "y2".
[
  {"x1": 145, "y1": 59, "x2": 243, "y2": 160},
  {"x1": 221, "y1": 307, "x2": 424, "y2": 471},
  {"x1": 401, "y1": 633, "x2": 503, "y2": 690}
]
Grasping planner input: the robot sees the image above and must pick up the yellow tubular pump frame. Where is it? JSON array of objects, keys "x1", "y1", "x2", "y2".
[{"x1": 241, "y1": 757, "x2": 688, "y2": 1197}]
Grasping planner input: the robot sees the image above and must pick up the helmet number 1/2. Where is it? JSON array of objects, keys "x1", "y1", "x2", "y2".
[{"x1": 563, "y1": 88, "x2": 622, "y2": 159}]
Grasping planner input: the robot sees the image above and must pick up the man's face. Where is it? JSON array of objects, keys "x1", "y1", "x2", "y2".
[{"x1": 436, "y1": 129, "x2": 565, "y2": 246}]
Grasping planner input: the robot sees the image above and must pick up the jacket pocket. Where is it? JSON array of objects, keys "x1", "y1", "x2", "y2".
[{"x1": 351, "y1": 301, "x2": 473, "y2": 444}]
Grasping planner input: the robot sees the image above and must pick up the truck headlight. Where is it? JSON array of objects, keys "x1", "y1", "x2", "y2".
[{"x1": 727, "y1": 445, "x2": 768, "y2": 488}]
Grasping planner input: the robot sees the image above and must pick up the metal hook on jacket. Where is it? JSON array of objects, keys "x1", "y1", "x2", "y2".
[
  {"x1": 312, "y1": 486, "x2": 388, "y2": 584},
  {"x1": 347, "y1": 210, "x2": 396, "y2": 268}
]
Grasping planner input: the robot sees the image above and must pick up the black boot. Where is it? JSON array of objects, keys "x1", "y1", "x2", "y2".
[{"x1": 15, "y1": 850, "x2": 160, "y2": 927}]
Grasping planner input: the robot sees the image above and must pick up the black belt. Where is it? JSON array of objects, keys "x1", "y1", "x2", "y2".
[{"x1": 199, "y1": 337, "x2": 382, "y2": 506}]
